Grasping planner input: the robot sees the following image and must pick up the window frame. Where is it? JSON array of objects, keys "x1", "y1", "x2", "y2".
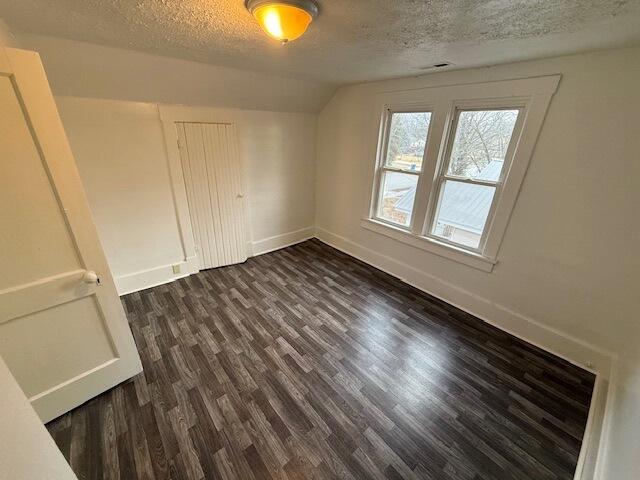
[
  {"x1": 371, "y1": 107, "x2": 435, "y2": 230},
  {"x1": 363, "y1": 75, "x2": 561, "y2": 272}
]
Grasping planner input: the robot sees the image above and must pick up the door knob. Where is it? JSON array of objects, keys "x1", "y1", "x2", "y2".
[
  {"x1": 236, "y1": 193, "x2": 244, "y2": 198},
  {"x1": 82, "y1": 271, "x2": 100, "y2": 284}
]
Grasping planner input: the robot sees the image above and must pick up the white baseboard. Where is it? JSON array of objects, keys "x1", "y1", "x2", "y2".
[
  {"x1": 574, "y1": 375, "x2": 611, "y2": 480},
  {"x1": 115, "y1": 228, "x2": 316, "y2": 295},
  {"x1": 115, "y1": 255, "x2": 199, "y2": 295},
  {"x1": 251, "y1": 226, "x2": 315, "y2": 257},
  {"x1": 314, "y1": 227, "x2": 613, "y2": 378},
  {"x1": 592, "y1": 357, "x2": 621, "y2": 480}
]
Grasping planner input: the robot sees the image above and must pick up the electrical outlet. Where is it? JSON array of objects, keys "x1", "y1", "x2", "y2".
[{"x1": 172, "y1": 264, "x2": 181, "y2": 274}]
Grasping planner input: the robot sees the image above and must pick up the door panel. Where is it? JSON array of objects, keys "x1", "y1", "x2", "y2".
[
  {"x1": 0, "y1": 296, "x2": 115, "y2": 397},
  {"x1": 177, "y1": 122, "x2": 248, "y2": 270},
  {"x1": 0, "y1": 47, "x2": 142, "y2": 422},
  {"x1": 0, "y1": 76, "x2": 81, "y2": 289}
]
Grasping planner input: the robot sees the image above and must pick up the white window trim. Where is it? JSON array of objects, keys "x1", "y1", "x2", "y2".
[
  {"x1": 361, "y1": 217, "x2": 497, "y2": 271},
  {"x1": 364, "y1": 75, "x2": 561, "y2": 272}
]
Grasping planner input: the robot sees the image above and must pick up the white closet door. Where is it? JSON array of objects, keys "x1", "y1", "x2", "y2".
[{"x1": 176, "y1": 122, "x2": 248, "y2": 270}]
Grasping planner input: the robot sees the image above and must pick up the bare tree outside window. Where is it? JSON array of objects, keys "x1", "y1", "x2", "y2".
[
  {"x1": 385, "y1": 112, "x2": 431, "y2": 171},
  {"x1": 447, "y1": 110, "x2": 519, "y2": 180}
]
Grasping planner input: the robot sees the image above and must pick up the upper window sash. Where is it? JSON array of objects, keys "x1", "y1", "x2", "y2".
[
  {"x1": 379, "y1": 108, "x2": 433, "y2": 172},
  {"x1": 438, "y1": 105, "x2": 525, "y2": 181}
]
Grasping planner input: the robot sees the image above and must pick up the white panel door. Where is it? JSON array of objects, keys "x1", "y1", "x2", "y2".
[
  {"x1": 0, "y1": 47, "x2": 142, "y2": 423},
  {"x1": 176, "y1": 122, "x2": 248, "y2": 269}
]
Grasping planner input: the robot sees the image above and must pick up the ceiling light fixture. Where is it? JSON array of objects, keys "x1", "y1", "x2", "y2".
[{"x1": 246, "y1": 0, "x2": 319, "y2": 44}]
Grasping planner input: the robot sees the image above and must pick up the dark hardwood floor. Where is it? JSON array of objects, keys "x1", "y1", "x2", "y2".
[{"x1": 47, "y1": 239, "x2": 595, "y2": 480}]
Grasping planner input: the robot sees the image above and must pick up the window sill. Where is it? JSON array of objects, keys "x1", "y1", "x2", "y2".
[{"x1": 360, "y1": 218, "x2": 497, "y2": 272}]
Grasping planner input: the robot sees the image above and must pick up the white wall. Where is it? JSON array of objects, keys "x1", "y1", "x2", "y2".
[
  {"x1": 0, "y1": 29, "x2": 324, "y2": 294},
  {"x1": 57, "y1": 97, "x2": 317, "y2": 294},
  {"x1": 316, "y1": 46, "x2": 640, "y2": 479},
  {"x1": 0, "y1": 356, "x2": 77, "y2": 480},
  {"x1": 57, "y1": 98, "x2": 184, "y2": 278},
  {"x1": 317, "y1": 45, "x2": 639, "y2": 363},
  {"x1": 0, "y1": 18, "x2": 18, "y2": 47},
  {"x1": 237, "y1": 110, "x2": 317, "y2": 244},
  {"x1": 0, "y1": 25, "x2": 321, "y2": 294},
  {"x1": 597, "y1": 357, "x2": 640, "y2": 479},
  {"x1": 16, "y1": 33, "x2": 336, "y2": 114}
]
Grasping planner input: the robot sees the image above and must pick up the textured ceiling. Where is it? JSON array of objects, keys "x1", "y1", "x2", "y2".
[{"x1": 2, "y1": 0, "x2": 640, "y2": 83}]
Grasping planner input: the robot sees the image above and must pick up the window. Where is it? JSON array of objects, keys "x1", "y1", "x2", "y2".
[
  {"x1": 365, "y1": 76, "x2": 560, "y2": 271},
  {"x1": 429, "y1": 108, "x2": 520, "y2": 250},
  {"x1": 375, "y1": 111, "x2": 432, "y2": 227}
]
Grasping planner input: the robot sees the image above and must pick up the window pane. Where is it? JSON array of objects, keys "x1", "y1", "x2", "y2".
[
  {"x1": 385, "y1": 112, "x2": 432, "y2": 171},
  {"x1": 432, "y1": 180, "x2": 496, "y2": 249},
  {"x1": 377, "y1": 171, "x2": 418, "y2": 227},
  {"x1": 447, "y1": 109, "x2": 519, "y2": 181}
]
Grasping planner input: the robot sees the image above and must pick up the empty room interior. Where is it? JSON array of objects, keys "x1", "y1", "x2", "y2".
[{"x1": 0, "y1": 1, "x2": 638, "y2": 479}]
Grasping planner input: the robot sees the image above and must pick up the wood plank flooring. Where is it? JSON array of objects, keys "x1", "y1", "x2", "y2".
[{"x1": 47, "y1": 239, "x2": 595, "y2": 480}]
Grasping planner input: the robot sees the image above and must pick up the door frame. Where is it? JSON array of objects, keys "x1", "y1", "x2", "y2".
[
  {"x1": 0, "y1": 47, "x2": 142, "y2": 422},
  {"x1": 158, "y1": 105, "x2": 253, "y2": 268}
]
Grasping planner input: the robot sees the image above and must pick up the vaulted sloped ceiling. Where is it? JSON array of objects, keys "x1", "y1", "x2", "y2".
[{"x1": 1, "y1": 0, "x2": 639, "y2": 84}]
